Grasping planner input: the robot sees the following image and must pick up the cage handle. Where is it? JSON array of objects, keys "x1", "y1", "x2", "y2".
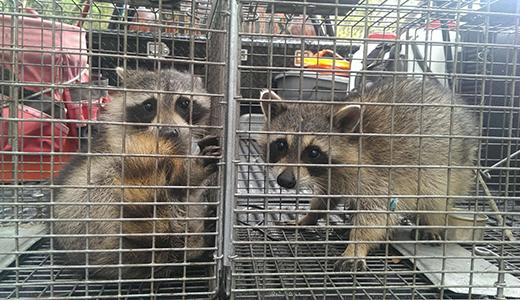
[
  {"x1": 315, "y1": 49, "x2": 346, "y2": 60},
  {"x1": 76, "y1": 0, "x2": 90, "y2": 28}
]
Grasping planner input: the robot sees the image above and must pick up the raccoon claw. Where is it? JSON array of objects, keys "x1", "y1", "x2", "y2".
[
  {"x1": 197, "y1": 135, "x2": 219, "y2": 149},
  {"x1": 198, "y1": 136, "x2": 221, "y2": 174},
  {"x1": 200, "y1": 145, "x2": 221, "y2": 173},
  {"x1": 204, "y1": 218, "x2": 217, "y2": 232},
  {"x1": 275, "y1": 219, "x2": 296, "y2": 226},
  {"x1": 419, "y1": 229, "x2": 443, "y2": 246},
  {"x1": 273, "y1": 220, "x2": 299, "y2": 230},
  {"x1": 333, "y1": 258, "x2": 367, "y2": 273}
]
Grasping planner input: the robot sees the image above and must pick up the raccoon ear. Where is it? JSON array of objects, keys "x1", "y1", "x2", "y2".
[
  {"x1": 115, "y1": 67, "x2": 138, "y2": 81},
  {"x1": 260, "y1": 89, "x2": 287, "y2": 119},
  {"x1": 193, "y1": 75, "x2": 205, "y2": 88},
  {"x1": 194, "y1": 75, "x2": 204, "y2": 84},
  {"x1": 334, "y1": 105, "x2": 361, "y2": 133},
  {"x1": 116, "y1": 67, "x2": 126, "y2": 80}
]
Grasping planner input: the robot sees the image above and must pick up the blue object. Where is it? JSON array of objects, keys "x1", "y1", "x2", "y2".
[{"x1": 389, "y1": 198, "x2": 398, "y2": 211}]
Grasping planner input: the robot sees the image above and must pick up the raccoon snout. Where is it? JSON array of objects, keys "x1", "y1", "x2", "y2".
[
  {"x1": 158, "y1": 126, "x2": 180, "y2": 139},
  {"x1": 277, "y1": 168, "x2": 296, "y2": 189}
]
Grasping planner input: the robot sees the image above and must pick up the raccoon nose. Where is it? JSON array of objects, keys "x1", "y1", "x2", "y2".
[
  {"x1": 158, "y1": 126, "x2": 179, "y2": 139},
  {"x1": 277, "y1": 168, "x2": 296, "y2": 189}
]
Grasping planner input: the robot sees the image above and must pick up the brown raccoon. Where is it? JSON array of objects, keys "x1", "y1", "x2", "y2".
[
  {"x1": 52, "y1": 68, "x2": 220, "y2": 279},
  {"x1": 258, "y1": 78, "x2": 477, "y2": 272}
]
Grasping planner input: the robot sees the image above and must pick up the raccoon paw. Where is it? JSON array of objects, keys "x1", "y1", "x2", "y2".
[
  {"x1": 273, "y1": 219, "x2": 299, "y2": 230},
  {"x1": 274, "y1": 219, "x2": 316, "y2": 231},
  {"x1": 197, "y1": 135, "x2": 219, "y2": 150},
  {"x1": 419, "y1": 229, "x2": 443, "y2": 247},
  {"x1": 197, "y1": 136, "x2": 221, "y2": 174},
  {"x1": 333, "y1": 258, "x2": 367, "y2": 273},
  {"x1": 204, "y1": 219, "x2": 217, "y2": 232}
]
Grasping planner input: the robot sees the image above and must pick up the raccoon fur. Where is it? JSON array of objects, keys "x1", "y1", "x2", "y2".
[
  {"x1": 258, "y1": 78, "x2": 477, "y2": 272},
  {"x1": 52, "y1": 68, "x2": 220, "y2": 279}
]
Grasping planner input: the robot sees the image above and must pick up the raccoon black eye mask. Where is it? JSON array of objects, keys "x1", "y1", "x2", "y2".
[
  {"x1": 268, "y1": 139, "x2": 328, "y2": 162},
  {"x1": 268, "y1": 139, "x2": 288, "y2": 163},
  {"x1": 126, "y1": 97, "x2": 158, "y2": 124},
  {"x1": 301, "y1": 146, "x2": 329, "y2": 177},
  {"x1": 268, "y1": 138, "x2": 330, "y2": 177},
  {"x1": 175, "y1": 96, "x2": 209, "y2": 125},
  {"x1": 123, "y1": 94, "x2": 209, "y2": 136}
]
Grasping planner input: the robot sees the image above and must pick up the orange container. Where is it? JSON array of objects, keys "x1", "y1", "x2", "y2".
[{"x1": 294, "y1": 49, "x2": 350, "y2": 76}]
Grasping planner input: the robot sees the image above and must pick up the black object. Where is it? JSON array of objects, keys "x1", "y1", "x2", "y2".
[
  {"x1": 89, "y1": 31, "x2": 207, "y2": 87},
  {"x1": 273, "y1": 71, "x2": 349, "y2": 101},
  {"x1": 67, "y1": 73, "x2": 109, "y2": 102},
  {"x1": 352, "y1": 42, "x2": 407, "y2": 92},
  {"x1": 265, "y1": 0, "x2": 361, "y2": 15},
  {"x1": 460, "y1": 0, "x2": 519, "y2": 27},
  {"x1": 459, "y1": 28, "x2": 520, "y2": 193},
  {"x1": 96, "y1": 0, "x2": 181, "y2": 10},
  {"x1": 0, "y1": 65, "x2": 65, "y2": 119},
  {"x1": 240, "y1": 38, "x2": 359, "y2": 115}
]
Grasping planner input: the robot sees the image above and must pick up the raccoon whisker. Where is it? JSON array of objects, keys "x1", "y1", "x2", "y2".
[{"x1": 313, "y1": 182, "x2": 330, "y2": 195}]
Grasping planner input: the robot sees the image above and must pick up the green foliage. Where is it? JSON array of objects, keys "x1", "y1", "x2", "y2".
[
  {"x1": 2, "y1": 0, "x2": 114, "y2": 29},
  {"x1": 335, "y1": 0, "x2": 393, "y2": 38}
]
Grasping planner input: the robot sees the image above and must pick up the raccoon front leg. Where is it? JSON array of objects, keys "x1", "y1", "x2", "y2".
[
  {"x1": 182, "y1": 136, "x2": 220, "y2": 260},
  {"x1": 295, "y1": 197, "x2": 341, "y2": 226},
  {"x1": 334, "y1": 205, "x2": 400, "y2": 272},
  {"x1": 186, "y1": 135, "x2": 221, "y2": 186},
  {"x1": 184, "y1": 198, "x2": 213, "y2": 260},
  {"x1": 416, "y1": 197, "x2": 452, "y2": 245}
]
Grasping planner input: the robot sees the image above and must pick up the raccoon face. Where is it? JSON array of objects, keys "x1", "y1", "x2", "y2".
[
  {"x1": 110, "y1": 68, "x2": 210, "y2": 142},
  {"x1": 258, "y1": 90, "x2": 361, "y2": 190},
  {"x1": 264, "y1": 134, "x2": 332, "y2": 189}
]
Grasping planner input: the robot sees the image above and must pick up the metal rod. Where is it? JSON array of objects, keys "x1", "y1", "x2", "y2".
[
  {"x1": 480, "y1": 149, "x2": 520, "y2": 179},
  {"x1": 222, "y1": 0, "x2": 240, "y2": 296}
]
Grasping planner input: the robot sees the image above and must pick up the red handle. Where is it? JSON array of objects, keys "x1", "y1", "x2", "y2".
[
  {"x1": 77, "y1": 0, "x2": 91, "y2": 28},
  {"x1": 315, "y1": 49, "x2": 346, "y2": 61}
]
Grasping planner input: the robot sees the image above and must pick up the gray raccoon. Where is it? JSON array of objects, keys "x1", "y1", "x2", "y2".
[
  {"x1": 52, "y1": 68, "x2": 220, "y2": 279},
  {"x1": 258, "y1": 78, "x2": 477, "y2": 272}
]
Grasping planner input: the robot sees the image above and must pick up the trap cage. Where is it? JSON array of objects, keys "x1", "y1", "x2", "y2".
[
  {"x1": 0, "y1": 0, "x2": 519, "y2": 299},
  {"x1": 231, "y1": 0, "x2": 520, "y2": 299},
  {"x1": 0, "y1": 0, "x2": 227, "y2": 298}
]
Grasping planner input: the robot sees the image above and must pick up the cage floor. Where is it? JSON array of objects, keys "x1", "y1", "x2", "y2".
[
  {"x1": 232, "y1": 226, "x2": 520, "y2": 300},
  {"x1": 0, "y1": 238, "x2": 217, "y2": 299},
  {"x1": 233, "y1": 229, "x2": 452, "y2": 300},
  {"x1": 0, "y1": 187, "x2": 217, "y2": 299},
  {"x1": 234, "y1": 139, "x2": 520, "y2": 299}
]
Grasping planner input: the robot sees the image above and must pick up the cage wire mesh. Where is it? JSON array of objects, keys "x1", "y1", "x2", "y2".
[
  {"x1": 234, "y1": 0, "x2": 520, "y2": 299},
  {"x1": 0, "y1": 0, "x2": 226, "y2": 298},
  {"x1": 1, "y1": 0, "x2": 520, "y2": 299}
]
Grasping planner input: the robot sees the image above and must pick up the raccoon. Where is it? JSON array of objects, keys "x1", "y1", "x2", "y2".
[
  {"x1": 258, "y1": 78, "x2": 477, "y2": 272},
  {"x1": 52, "y1": 68, "x2": 220, "y2": 279}
]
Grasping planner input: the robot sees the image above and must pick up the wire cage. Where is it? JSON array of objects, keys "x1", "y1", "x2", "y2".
[
  {"x1": 1, "y1": 0, "x2": 226, "y2": 298},
  {"x1": 233, "y1": 0, "x2": 520, "y2": 299},
  {"x1": 1, "y1": 0, "x2": 520, "y2": 299}
]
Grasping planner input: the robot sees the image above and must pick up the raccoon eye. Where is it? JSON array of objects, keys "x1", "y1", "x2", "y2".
[
  {"x1": 275, "y1": 140, "x2": 287, "y2": 151},
  {"x1": 142, "y1": 99, "x2": 156, "y2": 112},
  {"x1": 308, "y1": 147, "x2": 321, "y2": 160},
  {"x1": 177, "y1": 97, "x2": 190, "y2": 109}
]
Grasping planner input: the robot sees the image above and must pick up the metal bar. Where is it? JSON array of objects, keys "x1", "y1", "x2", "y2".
[
  {"x1": 222, "y1": 0, "x2": 240, "y2": 296},
  {"x1": 481, "y1": 149, "x2": 520, "y2": 179},
  {"x1": 7, "y1": 1, "x2": 21, "y2": 298}
]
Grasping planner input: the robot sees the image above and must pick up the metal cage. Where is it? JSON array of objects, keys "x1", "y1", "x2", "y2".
[
  {"x1": 1, "y1": 0, "x2": 226, "y2": 298},
  {"x1": 1, "y1": 0, "x2": 520, "y2": 299},
  {"x1": 232, "y1": 0, "x2": 520, "y2": 299}
]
